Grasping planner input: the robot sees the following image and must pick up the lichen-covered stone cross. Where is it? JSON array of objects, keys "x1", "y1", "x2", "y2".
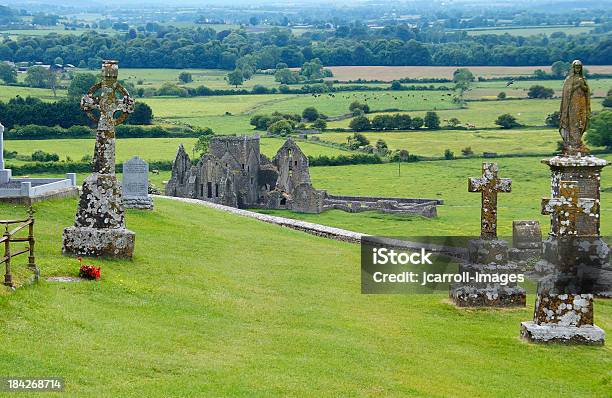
[
  {"x1": 468, "y1": 162, "x2": 512, "y2": 239},
  {"x1": 541, "y1": 180, "x2": 596, "y2": 236},
  {"x1": 81, "y1": 60, "x2": 134, "y2": 174}
]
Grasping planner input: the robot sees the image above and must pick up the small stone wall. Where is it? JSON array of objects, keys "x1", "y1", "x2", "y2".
[{"x1": 323, "y1": 195, "x2": 442, "y2": 218}]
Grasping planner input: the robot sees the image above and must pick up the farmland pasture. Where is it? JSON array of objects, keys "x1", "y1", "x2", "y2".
[
  {"x1": 326, "y1": 98, "x2": 605, "y2": 129},
  {"x1": 4, "y1": 136, "x2": 349, "y2": 164},
  {"x1": 462, "y1": 25, "x2": 594, "y2": 37},
  {"x1": 325, "y1": 65, "x2": 612, "y2": 81},
  {"x1": 320, "y1": 128, "x2": 569, "y2": 157}
]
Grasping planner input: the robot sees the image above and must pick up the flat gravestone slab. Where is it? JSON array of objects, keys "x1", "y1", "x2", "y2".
[{"x1": 46, "y1": 276, "x2": 83, "y2": 283}]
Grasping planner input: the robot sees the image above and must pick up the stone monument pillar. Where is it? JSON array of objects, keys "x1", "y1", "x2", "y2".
[
  {"x1": 450, "y1": 162, "x2": 526, "y2": 307},
  {"x1": 521, "y1": 60, "x2": 608, "y2": 345},
  {"x1": 62, "y1": 60, "x2": 136, "y2": 258},
  {"x1": 0, "y1": 122, "x2": 12, "y2": 184}
]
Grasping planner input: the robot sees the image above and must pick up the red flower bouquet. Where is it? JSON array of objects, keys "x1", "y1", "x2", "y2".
[{"x1": 77, "y1": 257, "x2": 101, "y2": 280}]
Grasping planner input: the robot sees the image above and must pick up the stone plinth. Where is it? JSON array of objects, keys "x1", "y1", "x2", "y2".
[
  {"x1": 62, "y1": 227, "x2": 135, "y2": 258},
  {"x1": 521, "y1": 292, "x2": 604, "y2": 345},
  {"x1": 451, "y1": 239, "x2": 526, "y2": 307}
]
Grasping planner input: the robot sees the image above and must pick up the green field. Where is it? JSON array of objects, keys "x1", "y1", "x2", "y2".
[
  {"x1": 0, "y1": 197, "x2": 609, "y2": 396},
  {"x1": 4, "y1": 136, "x2": 348, "y2": 163},
  {"x1": 260, "y1": 154, "x2": 612, "y2": 237},
  {"x1": 320, "y1": 128, "x2": 570, "y2": 157}
]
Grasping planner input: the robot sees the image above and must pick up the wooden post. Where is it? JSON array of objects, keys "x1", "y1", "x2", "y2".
[
  {"x1": 4, "y1": 226, "x2": 11, "y2": 287},
  {"x1": 27, "y1": 207, "x2": 37, "y2": 280}
]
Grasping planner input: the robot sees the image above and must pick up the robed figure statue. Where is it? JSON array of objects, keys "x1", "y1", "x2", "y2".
[{"x1": 559, "y1": 60, "x2": 591, "y2": 156}]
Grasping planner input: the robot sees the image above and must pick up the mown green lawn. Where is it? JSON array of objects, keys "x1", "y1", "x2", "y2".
[
  {"x1": 4, "y1": 136, "x2": 348, "y2": 164},
  {"x1": 0, "y1": 197, "x2": 609, "y2": 396}
]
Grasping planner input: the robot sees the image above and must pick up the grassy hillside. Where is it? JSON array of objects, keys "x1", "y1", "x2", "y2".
[{"x1": 0, "y1": 197, "x2": 609, "y2": 396}]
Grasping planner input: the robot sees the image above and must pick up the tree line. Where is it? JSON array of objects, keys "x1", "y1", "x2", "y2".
[{"x1": 0, "y1": 24, "x2": 609, "y2": 71}]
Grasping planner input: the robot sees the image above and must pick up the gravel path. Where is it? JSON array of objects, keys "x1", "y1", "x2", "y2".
[{"x1": 154, "y1": 195, "x2": 365, "y2": 243}]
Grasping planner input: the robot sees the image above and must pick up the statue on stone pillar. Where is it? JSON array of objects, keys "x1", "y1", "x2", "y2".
[{"x1": 559, "y1": 60, "x2": 591, "y2": 156}]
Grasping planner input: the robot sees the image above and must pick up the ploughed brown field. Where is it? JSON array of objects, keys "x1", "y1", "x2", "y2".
[{"x1": 325, "y1": 65, "x2": 612, "y2": 81}]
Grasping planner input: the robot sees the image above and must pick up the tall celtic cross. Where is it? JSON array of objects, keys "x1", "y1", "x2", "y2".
[
  {"x1": 468, "y1": 162, "x2": 512, "y2": 239},
  {"x1": 541, "y1": 180, "x2": 595, "y2": 236},
  {"x1": 81, "y1": 60, "x2": 134, "y2": 174}
]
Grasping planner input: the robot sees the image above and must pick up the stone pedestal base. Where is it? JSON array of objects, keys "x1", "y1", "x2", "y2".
[
  {"x1": 451, "y1": 284, "x2": 526, "y2": 307},
  {"x1": 450, "y1": 262, "x2": 526, "y2": 307},
  {"x1": 520, "y1": 321, "x2": 605, "y2": 345},
  {"x1": 123, "y1": 196, "x2": 153, "y2": 210},
  {"x1": 62, "y1": 226, "x2": 135, "y2": 258},
  {"x1": 468, "y1": 239, "x2": 508, "y2": 265},
  {"x1": 0, "y1": 168, "x2": 11, "y2": 184}
]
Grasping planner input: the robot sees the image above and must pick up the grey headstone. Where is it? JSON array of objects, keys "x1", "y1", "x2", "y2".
[
  {"x1": 122, "y1": 156, "x2": 153, "y2": 209},
  {"x1": 123, "y1": 156, "x2": 149, "y2": 198}
]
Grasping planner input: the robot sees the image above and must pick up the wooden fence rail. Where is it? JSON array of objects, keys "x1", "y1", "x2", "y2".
[{"x1": 1, "y1": 207, "x2": 37, "y2": 287}]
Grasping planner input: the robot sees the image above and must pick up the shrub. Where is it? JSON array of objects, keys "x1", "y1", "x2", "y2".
[
  {"x1": 585, "y1": 110, "x2": 612, "y2": 150},
  {"x1": 178, "y1": 71, "x2": 193, "y2": 83},
  {"x1": 545, "y1": 111, "x2": 561, "y2": 128},
  {"x1": 267, "y1": 119, "x2": 294, "y2": 136},
  {"x1": 312, "y1": 118, "x2": 327, "y2": 130},
  {"x1": 497, "y1": 92, "x2": 507, "y2": 100},
  {"x1": 461, "y1": 147, "x2": 474, "y2": 156},
  {"x1": 495, "y1": 113, "x2": 521, "y2": 129},
  {"x1": 347, "y1": 132, "x2": 370, "y2": 150},
  {"x1": 349, "y1": 101, "x2": 370, "y2": 114},
  {"x1": 302, "y1": 107, "x2": 319, "y2": 122},
  {"x1": 424, "y1": 111, "x2": 440, "y2": 130},
  {"x1": 349, "y1": 115, "x2": 371, "y2": 131},
  {"x1": 528, "y1": 85, "x2": 554, "y2": 99},
  {"x1": 31, "y1": 150, "x2": 59, "y2": 162},
  {"x1": 444, "y1": 149, "x2": 455, "y2": 160}
]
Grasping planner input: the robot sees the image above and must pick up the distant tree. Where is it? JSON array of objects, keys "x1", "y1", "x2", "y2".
[
  {"x1": 424, "y1": 111, "x2": 440, "y2": 129},
  {"x1": 371, "y1": 114, "x2": 395, "y2": 130},
  {"x1": 551, "y1": 61, "x2": 570, "y2": 78},
  {"x1": 347, "y1": 132, "x2": 369, "y2": 149},
  {"x1": 274, "y1": 68, "x2": 299, "y2": 84},
  {"x1": 126, "y1": 102, "x2": 153, "y2": 125},
  {"x1": 53, "y1": 56, "x2": 63, "y2": 65},
  {"x1": 226, "y1": 69, "x2": 244, "y2": 88},
  {"x1": 300, "y1": 58, "x2": 326, "y2": 80},
  {"x1": 390, "y1": 80, "x2": 403, "y2": 90},
  {"x1": 495, "y1": 113, "x2": 521, "y2": 129},
  {"x1": 585, "y1": 110, "x2": 612, "y2": 150},
  {"x1": 349, "y1": 115, "x2": 371, "y2": 132},
  {"x1": 394, "y1": 113, "x2": 412, "y2": 130},
  {"x1": 461, "y1": 147, "x2": 474, "y2": 156},
  {"x1": 545, "y1": 111, "x2": 561, "y2": 128},
  {"x1": 528, "y1": 85, "x2": 555, "y2": 99},
  {"x1": 375, "y1": 139, "x2": 388, "y2": 155},
  {"x1": 444, "y1": 149, "x2": 454, "y2": 160},
  {"x1": 349, "y1": 101, "x2": 370, "y2": 114},
  {"x1": 497, "y1": 91, "x2": 507, "y2": 100},
  {"x1": 453, "y1": 68, "x2": 474, "y2": 83},
  {"x1": 312, "y1": 118, "x2": 327, "y2": 130},
  {"x1": 249, "y1": 16, "x2": 259, "y2": 26},
  {"x1": 178, "y1": 72, "x2": 193, "y2": 83},
  {"x1": 302, "y1": 107, "x2": 319, "y2": 122},
  {"x1": 411, "y1": 116, "x2": 424, "y2": 130},
  {"x1": 602, "y1": 88, "x2": 612, "y2": 108},
  {"x1": 267, "y1": 119, "x2": 294, "y2": 136},
  {"x1": 193, "y1": 128, "x2": 215, "y2": 154},
  {"x1": 0, "y1": 63, "x2": 17, "y2": 84},
  {"x1": 533, "y1": 69, "x2": 548, "y2": 79},
  {"x1": 447, "y1": 117, "x2": 461, "y2": 128},
  {"x1": 25, "y1": 66, "x2": 52, "y2": 88},
  {"x1": 68, "y1": 73, "x2": 97, "y2": 98}
]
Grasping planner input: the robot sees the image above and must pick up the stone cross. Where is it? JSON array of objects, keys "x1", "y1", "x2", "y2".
[
  {"x1": 468, "y1": 162, "x2": 512, "y2": 239},
  {"x1": 81, "y1": 60, "x2": 134, "y2": 174},
  {"x1": 541, "y1": 180, "x2": 595, "y2": 236}
]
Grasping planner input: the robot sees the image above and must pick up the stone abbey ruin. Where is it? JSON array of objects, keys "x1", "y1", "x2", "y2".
[{"x1": 166, "y1": 136, "x2": 441, "y2": 216}]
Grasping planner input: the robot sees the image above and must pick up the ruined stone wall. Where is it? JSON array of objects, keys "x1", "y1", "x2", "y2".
[{"x1": 273, "y1": 139, "x2": 311, "y2": 194}]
